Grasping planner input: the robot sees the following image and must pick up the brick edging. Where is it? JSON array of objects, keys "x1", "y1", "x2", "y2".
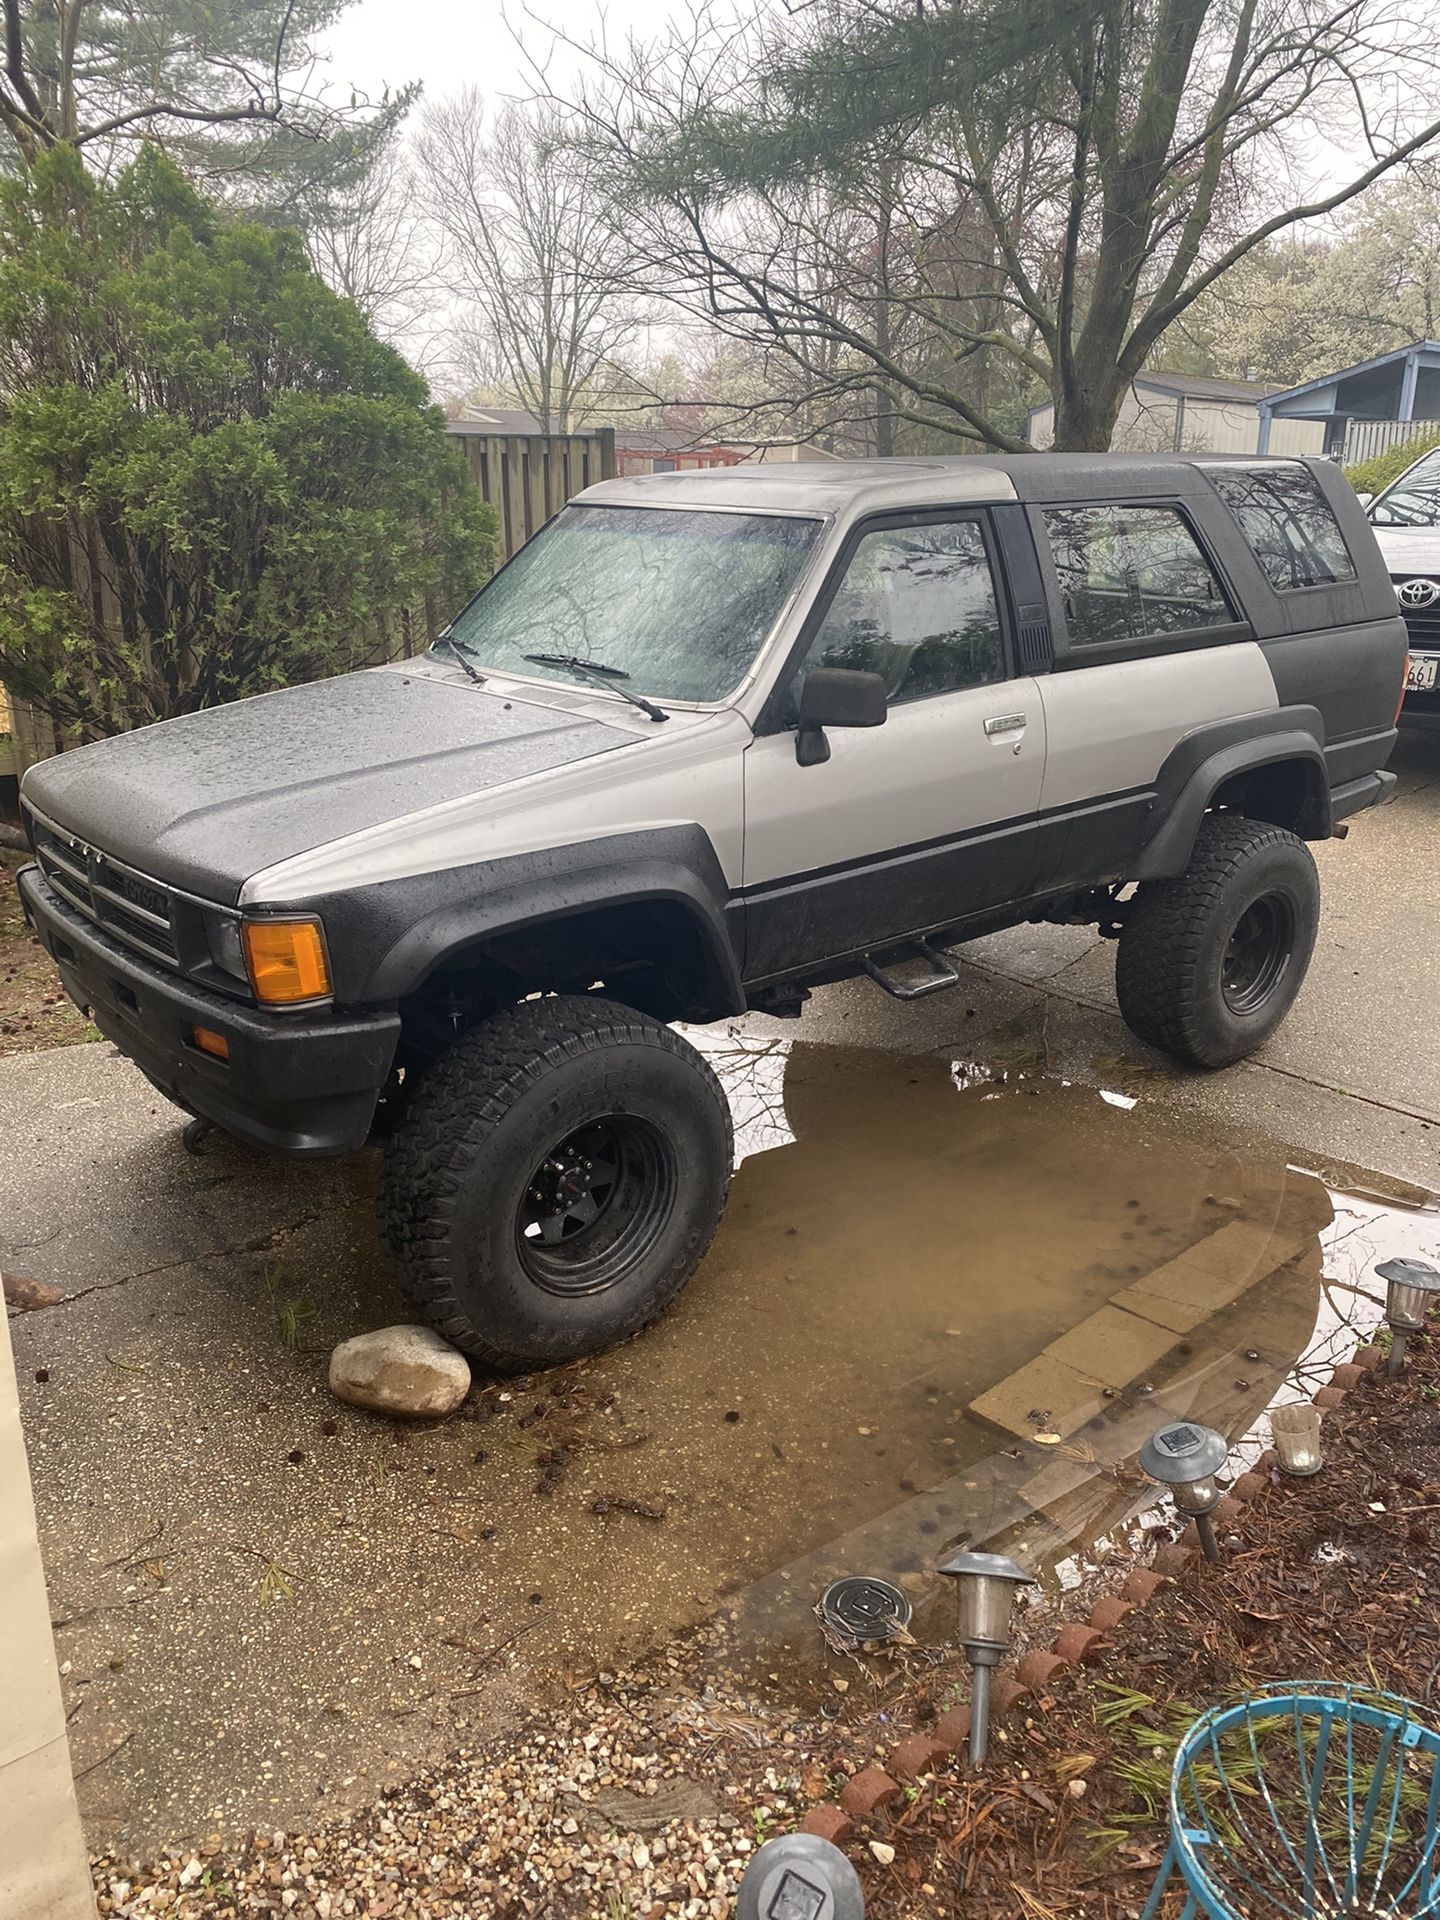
[{"x1": 797, "y1": 1340, "x2": 1377, "y2": 1850}]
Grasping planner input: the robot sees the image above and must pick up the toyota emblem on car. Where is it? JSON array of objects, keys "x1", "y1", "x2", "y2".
[{"x1": 1397, "y1": 577, "x2": 1440, "y2": 608}]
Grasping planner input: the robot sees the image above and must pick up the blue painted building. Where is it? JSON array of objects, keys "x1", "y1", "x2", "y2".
[{"x1": 1258, "y1": 342, "x2": 1440, "y2": 458}]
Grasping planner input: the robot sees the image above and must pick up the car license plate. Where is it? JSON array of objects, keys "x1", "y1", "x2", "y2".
[{"x1": 1407, "y1": 654, "x2": 1439, "y2": 692}]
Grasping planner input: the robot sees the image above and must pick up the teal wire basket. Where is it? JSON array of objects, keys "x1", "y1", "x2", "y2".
[{"x1": 1142, "y1": 1685, "x2": 1440, "y2": 1919}]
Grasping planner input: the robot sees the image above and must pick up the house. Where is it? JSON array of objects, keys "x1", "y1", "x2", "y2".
[
  {"x1": 443, "y1": 404, "x2": 743, "y2": 476},
  {"x1": 1026, "y1": 370, "x2": 1324, "y2": 457},
  {"x1": 1257, "y1": 343, "x2": 1440, "y2": 465}
]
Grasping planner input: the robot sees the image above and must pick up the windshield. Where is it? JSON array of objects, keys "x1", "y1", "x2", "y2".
[
  {"x1": 1369, "y1": 450, "x2": 1440, "y2": 527},
  {"x1": 445, "y1": 503, "x2": 822, "y2": 702}
]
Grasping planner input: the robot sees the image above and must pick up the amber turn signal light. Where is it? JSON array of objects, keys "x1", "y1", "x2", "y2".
[
  {"x1": 241, "y1": 917, "x2": 331, "y2": 1005},
  {"x1": 192, "y1": 1025, "x2": 230, "y2": 1060}
]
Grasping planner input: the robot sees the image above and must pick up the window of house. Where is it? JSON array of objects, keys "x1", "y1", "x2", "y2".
[
  {"x1": 1043, "y1": 505, "x2": 1235, "y2": 646},
  {"x1": 1208, "y1": 463, "x2": 1357, "y2": 590},
  {"x1": 795, "y1": 518, "x2": 1005, "y2": 705}
]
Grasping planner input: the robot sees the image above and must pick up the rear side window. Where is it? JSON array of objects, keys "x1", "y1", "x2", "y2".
[
  {"x1": 1043, "y1": 505, "x2": 1235, "y2": 647},
  {"x1": 1208, "y1": 463, "x2": 1356, "y2": 591}
]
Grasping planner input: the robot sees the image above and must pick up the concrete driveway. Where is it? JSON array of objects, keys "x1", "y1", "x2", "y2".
[{"x1": 4, "y1": 731, "x2": 1436, "y2": 1856}]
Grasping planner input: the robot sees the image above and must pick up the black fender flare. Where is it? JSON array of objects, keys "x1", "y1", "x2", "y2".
[
  {"x1": 1131, "y1": 709, "x2": 1330, "y2": 882},
  {"x1": 352, "y1": 827, "x2": 746, "y2": 1015}
]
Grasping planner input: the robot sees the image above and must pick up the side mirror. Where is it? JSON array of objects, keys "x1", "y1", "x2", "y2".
[
  {"x1": 1353, "y1": 490, "x2": 1374, "y2": 509},
  {"x1": 794, "y1": 668, "x2": 887, "y2": 766}
]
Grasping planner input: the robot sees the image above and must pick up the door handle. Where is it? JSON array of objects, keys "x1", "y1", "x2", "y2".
[{"x1": 984, "y1": 712, "x2": 1027, "y2": 737}]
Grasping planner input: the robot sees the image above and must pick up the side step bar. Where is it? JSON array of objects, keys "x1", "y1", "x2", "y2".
[{"x1": 862, "y1": 938, "x2": 961, "y2": 1001}]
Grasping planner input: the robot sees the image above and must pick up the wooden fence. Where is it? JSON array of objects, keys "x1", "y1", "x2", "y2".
[
  {"x1": 449, "y1": 427, "x2": 617, "y2": 559},
  {"x1": 1, "y1": 427, "x2": 619, "y2": 777}
]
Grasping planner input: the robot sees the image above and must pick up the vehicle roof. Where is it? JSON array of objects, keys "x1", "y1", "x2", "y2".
[{"x1": 574, "y1": 451, "x2": 1321, "y2": 516}]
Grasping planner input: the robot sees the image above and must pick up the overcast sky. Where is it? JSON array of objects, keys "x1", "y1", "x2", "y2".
[{"x1": 319, "y1": 0, "x2": 683, "y2": 116}]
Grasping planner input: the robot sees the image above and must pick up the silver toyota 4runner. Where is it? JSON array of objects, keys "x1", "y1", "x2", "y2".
[{"x1": 18, "y1": 454, "x2": 1404, "y2": 1369}]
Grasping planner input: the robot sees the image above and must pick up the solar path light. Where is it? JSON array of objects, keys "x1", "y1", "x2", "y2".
[
  {"x1": 1269, "y1": 1402, "x2": 1324, "y2": 1476},
  {"x1": 936, "y1": 1549, "x2": 1036, "y2": 1767},
  {"x1": 1140, "y1": 1421, "x2": 1229, "y2": 1565},
  {"x1": 735, "y1": 1832, "x2": 865, "y2": 1920},
  {"x1": 1377, "y1": 1257, "x2": 1440, "y2": 1377}
]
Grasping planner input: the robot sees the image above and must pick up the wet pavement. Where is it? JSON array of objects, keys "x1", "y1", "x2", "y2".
[{"x1": 5, "y1": 1026, "x2": 1438, "y2": 1853}]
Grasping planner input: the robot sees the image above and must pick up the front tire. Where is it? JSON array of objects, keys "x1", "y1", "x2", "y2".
[
  {"x1": 379, "y1": 996, "x2": 733, "y2": 1371},
  {"x1": 1115, "y1": 815, "x2": 1320, "y2": 1068}
]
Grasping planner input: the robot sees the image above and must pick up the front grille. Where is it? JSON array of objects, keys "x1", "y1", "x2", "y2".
[
  {"x1": 28, "y1": 813, "x2": 181, "y2": 969},
  {"x1": 1392, "y1": 576, "x2": 1440, "y2": 650}
]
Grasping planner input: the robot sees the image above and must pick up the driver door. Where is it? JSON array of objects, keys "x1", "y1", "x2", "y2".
[{"x1": 740, "y1": 510, "x2": 1046, "y2": 981}]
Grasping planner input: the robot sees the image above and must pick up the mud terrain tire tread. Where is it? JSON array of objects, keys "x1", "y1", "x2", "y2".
[
  {"x1": 1115, "y1": 814, "x2": 1319, "y2": 1069},
  {"x1": 379, "y1": 996, "x2": 733, "y2": 1370}
]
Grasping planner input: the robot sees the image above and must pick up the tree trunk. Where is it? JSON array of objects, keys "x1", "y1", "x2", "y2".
[{"x1": 1049, "y1": 369, "x2": 1129, "y2": 451}]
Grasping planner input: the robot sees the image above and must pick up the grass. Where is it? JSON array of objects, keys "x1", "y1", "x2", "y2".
[{"x1": 263, "y1": 1263, "x2": 317, "y2": 1352}]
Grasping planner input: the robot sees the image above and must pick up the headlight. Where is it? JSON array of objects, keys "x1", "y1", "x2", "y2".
[
  {"x1": 241, "y1": 915, "x2": 332, "y2": 1005},
  {"x1": 205, "y1": 913, "x2": 249, "y2": 983}
]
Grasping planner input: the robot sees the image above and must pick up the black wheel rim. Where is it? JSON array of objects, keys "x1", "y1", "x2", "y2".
[
  {"x1": 1221, "y1": 892, "x2": 1296, "y2": 1017},
  {"x1": 515, "y1": 1115, "x2": 677, "y2": 1297}
]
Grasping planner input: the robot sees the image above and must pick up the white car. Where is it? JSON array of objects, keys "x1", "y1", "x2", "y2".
[{"x1": 1360, "y1": 446, "x2": 1440, "y2": 726}]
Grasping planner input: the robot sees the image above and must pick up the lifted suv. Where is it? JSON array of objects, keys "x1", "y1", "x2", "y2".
[{"x1": 18, "y1": 454, "x2": 1403, "y2": 1368}]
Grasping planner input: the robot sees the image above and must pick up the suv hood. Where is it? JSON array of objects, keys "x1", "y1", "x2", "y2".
[
  {"x1": 1370, "y1": 524, "x2": 1440, "y2": 575},
  {"x1": 21, "y1": 666, "x2": 633, "y2": 904}
]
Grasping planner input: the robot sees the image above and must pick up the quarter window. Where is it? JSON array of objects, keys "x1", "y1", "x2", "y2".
[
  {"x1": 1044, "y1": 505, "x2": 1235, "y2": 646},
  {"x1": 797, "y1": 518, "x2": 1005, "y2": 705},
  {"x1": 1208, "y1": 463, "x2": 1357, "y2": 591}
]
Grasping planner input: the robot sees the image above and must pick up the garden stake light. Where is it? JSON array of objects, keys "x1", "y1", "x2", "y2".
[
  {"x1": 936, "y1": 1550, "x2": 1036, "y2": 1767},
  {"x1": 736, "y1": 1832, "x2": 865, "y2": 1920},
  {"x1": 1269, "y1": 1402, "x2": 1324, "y2": 1476},
  {"x1": 1140, "y1": 1421, "x2": 1229, "y2": 1565},
  {"x1": 1377, "y1": 1258, "x2": 1440, "y2": 1377}
]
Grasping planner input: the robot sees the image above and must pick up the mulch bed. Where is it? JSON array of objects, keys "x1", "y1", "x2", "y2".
[
  {"x1": 835, "y1": 1327, "x2": 1438, "y2": 1917},
  {"x1": 0, "y1": 847, "x2": 97, "y2": 1056}
]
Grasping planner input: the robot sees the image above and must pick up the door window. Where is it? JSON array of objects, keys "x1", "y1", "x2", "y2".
[
  {"x1": 795, "y1": 517, "x2": 1005, "y2": 706},
  {"x1": 1044, "y1": 504, "x2": 1235, "y2": 646}
]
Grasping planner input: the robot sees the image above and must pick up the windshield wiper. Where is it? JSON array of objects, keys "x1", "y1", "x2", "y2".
[
  {"x1": 523, "y1": 652, "x2": 669, "y2": 723},
  {"x1": 432, "y1": 629, "x2": 484, "y2": 684}
]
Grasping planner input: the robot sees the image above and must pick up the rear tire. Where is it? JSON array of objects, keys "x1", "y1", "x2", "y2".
[
  {"x1": 379, "y1": 996, "x2": 733, "y2": 1371},
  {"x1": 1115, "y1": 815, "x2": 1320, "y2": 1068}
]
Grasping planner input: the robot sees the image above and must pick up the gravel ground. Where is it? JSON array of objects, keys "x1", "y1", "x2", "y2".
[{"x1": 87, "y1": 1624, "x2": 861, "y2": 1920}]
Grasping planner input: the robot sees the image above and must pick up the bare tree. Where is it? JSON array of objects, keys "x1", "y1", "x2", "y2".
[
  {"x1": 295, "y1": 141, "x2": 440, "y2": 355},
  {"x1": 540, "y1": 0, "x2": 1440, "y2": 450},
  {"x1": 415, "y1": 89, "x2": 642, "y2": 431}
]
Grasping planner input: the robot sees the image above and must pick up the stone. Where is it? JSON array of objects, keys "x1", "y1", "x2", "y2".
[
  {"x1": 799, "y1": 1806, "x2": 854, "y2": 1847},
  {"x1": 1087, "y1": 1596, "x2": 1134, "y2": 1633},
  {"x1": 1120, "y1": 1569, "x2": 1166, "y2": 1605},
  {"x1": 1014, "y1": 1649, "x2": 1068, "y2": 1694},
  {"x1": 1329, "y1": 1364, "x2": 1366, "y2": 1389},
  {"x1": 1052, "y1": 1624, "x2": 1105, "y2": 1666},
  {"x1": 1352, "y1": 1345, "x2": 1384, "y2": 1372},
  {"x1": 2, "y1": 1271, "x2": 64, "y2": 1311},
  {"x1": 1313, "y1": 1385, "x2": 1347, "y2": 1409},
  {"x1": 328, "y1": 1326, "x2": 471, "y2": 1418},
  {"x1": 888, "y1": 1734, "x2": 948, "y2": 1782},
  {"x1": 839, "y1": 1768, "x2": 903, "y2": 1819},
  {"x1": 934, "y1": 1705, "x2": 972, "y2": 1752},
  {"x1": 989, "y1": 1671, "x2": 1031, "y2": 1718},
  {"x1": 1152, "y1": 1543, "x2": 1199, "y2": 1578},
  {"x1": 1230, "y1": 1472, "x2": 1268, "y2": 1505}
]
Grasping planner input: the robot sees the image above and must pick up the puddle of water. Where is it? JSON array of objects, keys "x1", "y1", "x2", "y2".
[{"x1": 470, "y1": 1035, "x2": 1437, "y2": 1698}]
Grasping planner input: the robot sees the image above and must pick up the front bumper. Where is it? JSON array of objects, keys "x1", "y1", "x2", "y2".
[{"x1": 19, "y1": 865, "x2": 399, "y2": 1157}]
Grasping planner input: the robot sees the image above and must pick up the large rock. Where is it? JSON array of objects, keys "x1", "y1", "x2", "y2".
[{"x1": 328, "y1": 1325, "x2": 471, "y2": 1418}]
